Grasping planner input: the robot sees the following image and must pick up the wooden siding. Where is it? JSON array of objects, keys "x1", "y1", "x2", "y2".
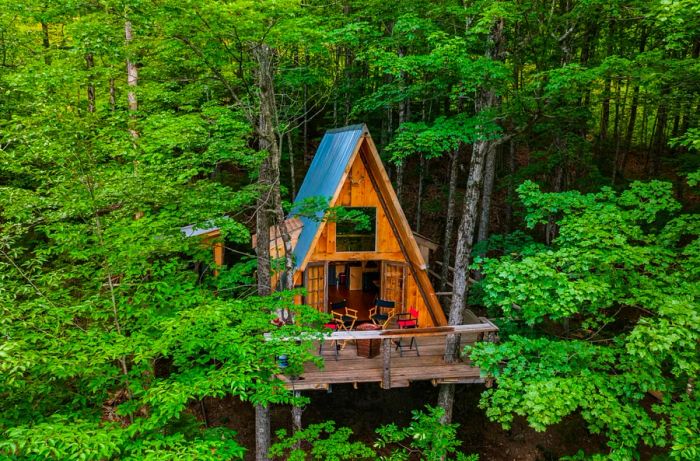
[
  {"x1": 360, "y1": 137, "x2": 447, "y2": 326},
  {"x1": 301, "y1": 147, "x2": 434, "y2": 324},
  {"x1": 311, "y1": 151, "x2": 401, "y2": 257}
]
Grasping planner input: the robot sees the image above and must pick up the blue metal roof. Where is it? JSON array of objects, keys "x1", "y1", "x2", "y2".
[{"x1": 291, "y1": 124, "x2": 366, "y2": 269}]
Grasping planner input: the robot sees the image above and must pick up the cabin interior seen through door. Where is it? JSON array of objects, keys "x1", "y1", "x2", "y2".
[{"x1": 304, "y1": 260, "x2": 406, "y2": 320}]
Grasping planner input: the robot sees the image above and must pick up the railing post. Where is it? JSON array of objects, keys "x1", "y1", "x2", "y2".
[{"x1": 382, "y1": 338, "x2": 391, "y2": 389}]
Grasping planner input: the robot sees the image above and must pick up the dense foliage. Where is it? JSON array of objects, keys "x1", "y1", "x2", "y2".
[
  {"x1": 471, "y1": 179, "x2": 699, "y2": 459},
  {"x1": 0, "y1": 1, "x2": 325, "y2": 458},
  {"x1": 270, "y1": 406, "x2": 477, "y2": 461},
  {"x1": 1, "y1": 0, "x2": 698, "y2": 459}
]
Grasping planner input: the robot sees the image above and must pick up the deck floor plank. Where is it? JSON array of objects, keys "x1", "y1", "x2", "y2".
[{"x1": 278, "y1": 333, "x2": 485, "y2": 390}]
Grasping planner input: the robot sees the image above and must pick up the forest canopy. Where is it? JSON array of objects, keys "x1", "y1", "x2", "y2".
[{"x1": 0, "y1": 0, "x2": 698, "y2": 460}]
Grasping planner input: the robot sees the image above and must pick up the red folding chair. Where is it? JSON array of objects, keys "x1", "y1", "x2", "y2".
[
  {"x1": 395, "y1": 307, "x2": 420, "y2": 356},
  {"x1": 319, "y1": 318, "x2": 340, "y2": 360}
]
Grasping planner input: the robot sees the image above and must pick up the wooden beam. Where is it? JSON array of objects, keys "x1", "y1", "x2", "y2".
[
  {"x1": 433, "y1": 377, "x2": 484, "y2": 385},
  {"x1": 213, "y1": 242, "x2": 224, "y2": 277},
  {"x1": 432, "y1": 262, "x2": 478, "y2": 284},
  {"x1": 309, "y1": 252, "x2": 404, "y2": 262},
  {"x1": 428, "y1": 269, "x2": 452, "y2": 286},
  {"x1": 265, "y1": 321, "x2": 499, "y2": 343}
]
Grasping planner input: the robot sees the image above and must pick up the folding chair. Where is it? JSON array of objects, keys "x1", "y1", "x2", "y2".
[
  {"x1": 395, "y1": 306, "x2": 420, "y2": 356},
  {"x1": 369, "y1": 298, "x2": 397, "y2": 328},
  {"x1": 318, "y1": 319, "x2": 340, "y2": 360},
  {"x1": 330, "y1": 299, "x2": 358, "y2": 331},
  {"x1": 333, "y1": 309, "x2": 358, "y2": 331}
]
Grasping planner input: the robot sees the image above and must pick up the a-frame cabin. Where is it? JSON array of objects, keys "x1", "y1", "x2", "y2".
[
  {"x1": 261, "y1": 125, "x2": 497, "y2": 390},
  {"x1": 269, "y1": 124, "x2": 451, "y2": 326}
]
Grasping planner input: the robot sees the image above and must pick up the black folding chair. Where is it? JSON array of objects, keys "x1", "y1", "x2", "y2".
[
  {"x1": 369, "y1": 298, "x2": 397, "y2": 328},
  {"x1": 330, "y1": 299, "x2": 357, "y2": 331}
]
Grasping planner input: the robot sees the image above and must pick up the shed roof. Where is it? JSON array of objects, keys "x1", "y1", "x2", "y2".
[
  {"x1": 181, "y1": 221, "x2": 222, "y2": 237},
  {"x1": 290, "y1": 124, "x2": 366, "y2": 269}
]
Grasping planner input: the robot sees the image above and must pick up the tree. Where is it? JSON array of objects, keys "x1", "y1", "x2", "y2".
[
  {"x1": 0, "y1": 2, "x2": 324, "y2": 458},
  {"x1": 470, "y1": 179, "x2": 700, "y2": 459},
  {"x1": 1, "y1": 0, "x2": 700, "y2": 458},
  {"x1": 437, "y1": 3, "x2": 510, "y2": 424}
]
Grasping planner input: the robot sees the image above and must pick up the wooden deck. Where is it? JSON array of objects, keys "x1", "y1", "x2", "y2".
[{"x1": 274, "y1": 320, "x2": 498, "y2": 391}]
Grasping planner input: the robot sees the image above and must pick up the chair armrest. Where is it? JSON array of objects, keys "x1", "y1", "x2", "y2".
[
  {"x1": 368, "y1": 307, "x2": 378, "y2": 317},
  {"x1": 345, "y1": 308, "x2": 359, "y2": 318}
]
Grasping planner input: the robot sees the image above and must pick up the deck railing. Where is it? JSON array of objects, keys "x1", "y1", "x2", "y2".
[
  {"x1": 324, "y1": 318, "x2": 498, "y2": 389},
  {"x1": 319, "y1": 318, "x2": 498, "y2": 341},
  {"x1": 267, "y1": 318, "x2": 499, "y2": 389}
]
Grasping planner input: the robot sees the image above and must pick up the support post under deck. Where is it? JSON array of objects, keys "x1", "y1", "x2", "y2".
[{"x1": 382, "y1": 338, "x2": 392, "y2": 389}]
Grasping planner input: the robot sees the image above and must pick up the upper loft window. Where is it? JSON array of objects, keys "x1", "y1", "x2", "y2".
[{"x1": 336, "y1": 207, "x2": 376, "y2": 252}]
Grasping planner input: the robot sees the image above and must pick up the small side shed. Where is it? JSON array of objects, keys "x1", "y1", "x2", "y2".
[{"x1": 412, "y1": 233, "x2": 439, "y2": 267}]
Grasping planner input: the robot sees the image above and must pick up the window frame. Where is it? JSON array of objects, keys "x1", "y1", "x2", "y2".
[{"x1": 335, "y1": 206, "x2": 377, "y2": 253}]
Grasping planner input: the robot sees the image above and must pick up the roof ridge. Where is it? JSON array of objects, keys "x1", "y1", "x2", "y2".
[{"x1": 326, "y1": 123, "x2": 366, "y2": 134}]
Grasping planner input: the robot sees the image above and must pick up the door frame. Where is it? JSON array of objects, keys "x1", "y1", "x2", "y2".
[
  {"x1": 380, "y1": 260, "x2": 407, "y2": 311},
  {"x1": 303, "y1": 262, "x2": 328, "y2": 312}
]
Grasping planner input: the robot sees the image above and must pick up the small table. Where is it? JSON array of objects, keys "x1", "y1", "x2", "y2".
[{"x1": 355, "y1": 323, "x2": 381, "y2": 358}]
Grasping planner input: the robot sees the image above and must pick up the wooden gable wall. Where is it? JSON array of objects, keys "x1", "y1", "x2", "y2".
[
  {"x1": 310, "y1": 148, "x2": 401, "y2": 259},
  {"x1": 304, "y1": 140, "x2": 439, "y2": 327}
]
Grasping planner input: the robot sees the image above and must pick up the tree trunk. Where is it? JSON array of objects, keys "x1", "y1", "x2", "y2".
[
  {"x1": 439, "y1": 148, "x2": 460, "y2": 295},
  {"x1": 109, "y1": 78, "x2": 116, "y2": 111},
  {"x1": 1, "y1": 30, "x2": 6, "y2": 67},
  {"x1": 545, "y1": 161, "x2": 564, "y2": 245},
  {"x1": 620, "y1": 83, "x2": 639, "y2": 175},
  {"x1": 272, "y1": 185, "x2": 295, "y2": 293},
  {"x1": 395, "y1": 157, "x2": 404, "y2": 201},
  {"x1": 395, "y1": 47, "x2": 407, "y2": 202},
  {"x1": 255, "y1": 404, "x2": 271, "y2": 461},
  {"x1": 599, "y1": 20, "x2": 615, "y2": 146},
  {"x1": 41, "y1": 22, "x2": 50, "y2": 65},
  {"x1": 438, "y1": 16, "x2": 505, "y2": 424},
  {"x1": 437, "y1": 123, "x2": 493, "y2": 424},
  {"x1": 253, "y1": 41, "x2": 297, "y2": 458},
  {"x1": 287, "y1": 130, "x2": 296, "y2": 201},
  {"x1": 125, "y1": 21, "x2": 138, "y2": 138},
  {"x1": 619, "y1": 27, "x2": 647, "y2": 177},
  {"x1": 648, "y1": 91, "x2": 669, "y2": 178},
  {"x1": 477, "y1": 144, "x2": 497, "y2": 244},
  {"x1": 85, "y1": 53, "x2": 95, "y2": 113},
  {"x1": 504, "y1": 140, "x2": 515, "y2": 233},
  {"x1": 415, "y1": 154, "x2": 425, "y2": 233},
  {"x1": 612, "y1": 77, "x2": 629, "y2": 184},
  {"x1": 343, "y1": 2, "x2": 352, "y2": 124},
  {"x1": 303, "y1": 51, "x2": 310, "y2": 166},
  {"x1": 445, "y1": 135, "x2": 492, "y2": 328},
  {"x1": 292, "y1": 390, "x2": 303, "y2": 449},
  {"x1": 600, "y1": 81, "x2": 611, "y2": 144}
]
